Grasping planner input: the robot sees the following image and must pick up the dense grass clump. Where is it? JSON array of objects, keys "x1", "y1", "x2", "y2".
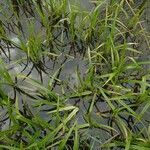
[{"x1": 0, "y1": 0, "x2": 150, "y2": 149}]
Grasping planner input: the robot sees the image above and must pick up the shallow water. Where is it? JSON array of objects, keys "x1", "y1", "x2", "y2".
[{"x1": 0, "y1": 0, "x2": 150, "y2": 148}]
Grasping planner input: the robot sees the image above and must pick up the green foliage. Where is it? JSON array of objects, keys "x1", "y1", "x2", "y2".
[{"x1": 0, "y1": 0, "x2": 150, "y2": 149}]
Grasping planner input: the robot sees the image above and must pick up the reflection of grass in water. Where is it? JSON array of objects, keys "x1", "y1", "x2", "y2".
[{"x1": 0, "y1": 0, "x2": 150, "y2": 149}]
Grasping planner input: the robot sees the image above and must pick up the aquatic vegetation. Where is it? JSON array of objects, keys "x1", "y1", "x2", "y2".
[{"x1": 0, "y1": 0, "x2": 150, "y2": 149}]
